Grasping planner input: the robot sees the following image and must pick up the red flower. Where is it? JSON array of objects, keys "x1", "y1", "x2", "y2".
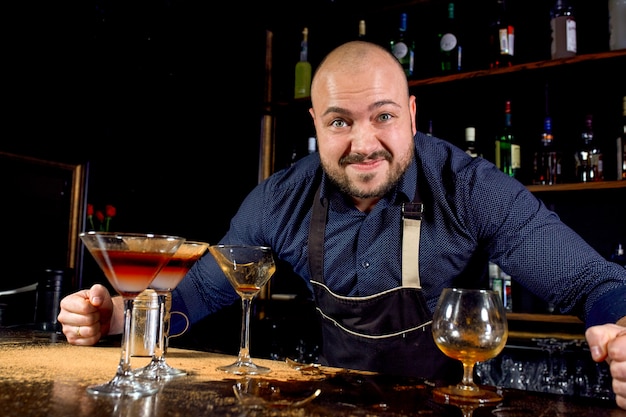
[
  {"x1": 87, "y1": 203, "x2": 117, "y2": 232},
  {"x1": 87, "y1": 204, "x2": 95, "y2": 230},
  {"x1": 105, "y1": 204, "x2": 116, "y2": 218}
]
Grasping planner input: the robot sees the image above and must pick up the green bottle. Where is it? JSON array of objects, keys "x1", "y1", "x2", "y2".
[
  {"x1": 496, "y1": 100, "x2": 520, "y2": 178},
  {"x1": 439, "y1": 2, "x2": 462, "y2": 73},
  {"x1": 294, "y1": 27, "x2": 312, "y2": 99},
  {"x1": 390, "y1": 13, "x2": 415, "y2": 77}
]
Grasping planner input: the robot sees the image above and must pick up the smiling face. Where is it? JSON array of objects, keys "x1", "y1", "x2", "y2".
[{"x1": 309, "y1": 41, "x2": 417, "y2": 212}]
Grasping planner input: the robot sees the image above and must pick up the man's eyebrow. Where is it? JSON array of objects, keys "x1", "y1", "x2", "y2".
[
  {"x1": 322, "y1": 100, "x2": 400, "y2": 117},
  {"x1": 322, "y1": 106, "x2": 350, "y2": 117},
  {"x1": 371, "y1": 100, "x2": 400, "y2": 109}
]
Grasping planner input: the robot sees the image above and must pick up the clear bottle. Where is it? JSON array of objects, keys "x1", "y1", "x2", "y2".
[
  {"x1": 574, "y1": 114, "x2": 604, "y2": 182},
  {"x1": 439, "y1": 2, "x2": 462, "y2": 73},
  {"x1": 465, "y1": 127, "x2": 479, "y2": 158},
  {"x1": 294, "y1": 27, "x2": 312, "y2": 99},
  {"x1": 533, "y1": 116, "x2": 562, "y2": 184},
  {"x1": 390, "y1": 13, "x2": 415, "y2": 77},
  {"x1": 496, "y1": 100, "x2": 520, "y2": 178},
  {"x1": 550, "y1": 0, "x2": 577, "y2": 59},
  {"x1": 489, "y1": 0, "x2": 514, "y2": 69},
  {"x1": 308, "y1": 136, "x2": 317, "y2": 154}
]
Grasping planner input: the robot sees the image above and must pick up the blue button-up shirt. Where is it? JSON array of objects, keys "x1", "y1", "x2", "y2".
[{"x1": 173, "y1": 132, "x2": 626, "y2": 330}]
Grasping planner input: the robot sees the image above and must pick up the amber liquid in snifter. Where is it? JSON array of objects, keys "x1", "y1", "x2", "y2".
[{"x1": 432, "y1": 288, "x2": 508, "y2": 405}]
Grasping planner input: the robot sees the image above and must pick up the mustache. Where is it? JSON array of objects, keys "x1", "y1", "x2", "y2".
[{"x1": 340, "y1": 150, "x2": 392, "y2": 166}]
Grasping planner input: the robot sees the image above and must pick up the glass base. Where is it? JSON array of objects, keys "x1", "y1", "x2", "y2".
[
  {"x1": 217, "y1": 360, "x2": 270, "y2": 375},
  {"x1": 86, "y1": 374, "x2": 159, "y2": 398},
  {"x1": 134, "y1": 359, "x2": 187, "y2": 380},
  {"x1": 432, "y1": 384, "x2": 502, "y2": 405}
]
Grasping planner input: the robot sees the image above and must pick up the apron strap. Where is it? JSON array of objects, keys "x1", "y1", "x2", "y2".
[
  {"x1": 402, "y1": 202, "x2": 423, "y2": 288},
  {"x1": 308, "y1": 185, "x2": 327, "y2": 280}
]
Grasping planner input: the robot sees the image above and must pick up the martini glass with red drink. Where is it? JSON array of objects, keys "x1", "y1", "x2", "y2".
[
  {"x1": 134, "y1": 240, "x2": 210, "y2": 380},
  {"x1": 79, "y1": 231, "x2": 185, "y2": 397}
]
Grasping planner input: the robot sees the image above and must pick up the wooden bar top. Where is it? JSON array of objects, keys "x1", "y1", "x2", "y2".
[{"x1": 1, "y1": 328, "x2": 625, "y2": 417}]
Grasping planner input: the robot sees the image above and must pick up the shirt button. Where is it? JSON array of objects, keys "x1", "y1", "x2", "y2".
[{"x1": 361, "y1": 261, "x2": 370, "y2": 268}]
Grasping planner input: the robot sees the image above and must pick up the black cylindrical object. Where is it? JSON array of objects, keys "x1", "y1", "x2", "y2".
[{"x1": 34, "y1": 269, "x2": 71, "y2": 332}]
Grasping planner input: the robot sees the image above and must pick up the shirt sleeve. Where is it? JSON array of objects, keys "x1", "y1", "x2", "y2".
[
  {"x1": 586, "y1": 284, "x2": 626, "y2": 328},
  {"x1": 453, "y1": 158, "x2": 626, "y2": 323}
]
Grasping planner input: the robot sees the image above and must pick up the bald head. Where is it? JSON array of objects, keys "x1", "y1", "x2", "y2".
[
  {"x1": 307, "y1": 40, "x2": 417, "y2": 212},
  {"x1": 310, "y1": 41, "x2": 410, "y2": 107}
]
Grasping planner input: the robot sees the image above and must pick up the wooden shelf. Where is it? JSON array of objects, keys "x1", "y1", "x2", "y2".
[
  {"x1": 526, "y1": 180, "x2": 626, "y2": 193},
  {"x1": 507, "y1": 313, "x2": 583, "y2": 324},
  {"x1": 408, "y1": 50, "x2": 626, "y2": 87},
  {"x1": 506, "y1": 313, "x2": 585, "y2": 341},
  {"x1": 508, "y1": 331, "x2": 585, "y2": 341}
]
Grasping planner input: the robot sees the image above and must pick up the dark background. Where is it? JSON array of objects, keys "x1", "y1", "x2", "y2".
[{"x1": 3, "y1": 0, "x2": 620, "y2": 248}]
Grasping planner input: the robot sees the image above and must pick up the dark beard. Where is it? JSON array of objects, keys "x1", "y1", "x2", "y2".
[{"x1": 322, "y1": 148, "x2": 414, "y2": 199}]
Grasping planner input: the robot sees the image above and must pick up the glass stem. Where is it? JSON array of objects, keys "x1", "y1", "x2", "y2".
[
  {"x1": 238, "y1": 297, "x2": 253, "y2": 363},
  {"x1": 155, "y1": 293, "x2": 167, "y2": 361},
  {"x1": 460, "y1": 362, "x2": 478, "y2": 390},
  {"x1": 118, "y1": 298, "x2": 134, "y2": 376}
]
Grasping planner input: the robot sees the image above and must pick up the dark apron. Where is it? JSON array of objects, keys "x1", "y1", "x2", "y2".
[{"x1": 307, "y1": 186, "x2": 460, "y2": 382}]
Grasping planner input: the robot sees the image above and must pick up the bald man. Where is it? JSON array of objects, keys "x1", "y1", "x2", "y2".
[{"x1": 59, "y1": 41, "x2": 626, "y2": 409}]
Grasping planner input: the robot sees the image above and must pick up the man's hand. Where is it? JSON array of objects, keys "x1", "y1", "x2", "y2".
[
  {"x1": 57, "y1": 284, "x2": 118, "y2": 345},
  {"x1": 586, "y1": 323, "x2": 626, "y2": 410}
]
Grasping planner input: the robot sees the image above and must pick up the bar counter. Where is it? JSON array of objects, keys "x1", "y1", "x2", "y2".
[{"x1": 1, "y1": 328, "x2": 625, "y2": 417}]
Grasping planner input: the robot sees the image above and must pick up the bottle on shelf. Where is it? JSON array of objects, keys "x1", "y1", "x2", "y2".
[
  {"x1": 358, "y1": 19, "x2": 367, "y2": 40},
  {"x1": 308, "y1": 136, "x2": 317, "y2": 154},
  {"x1": 618, "y1": 96, "x2": 626, "y2": 180},
  {"x1": 609, "y1": 0, "x2": 626, "y2": 51},
  {"x1": 533, "y1": 116, "x2": 562, "y2": 185},
  {"x1": 390, "y1": 12, "x2": 415, "y2": 78},
  {"x1": 294, "y1": 27, "x2": 312, "y2": 99},
  {"x1": 465, "y1": 127, "x2": 479, "y2": 158},
  {"x1": 488, "y1": 262, "x2": 502, "y2": 301},
  {"x1": 495, "y1": 100, "x2": 520, "y2": 178},
  {"x1": 488, "y1": 262, "x2": 512, "y2": 312},
  {"x1": 488, "y1": 0, "x2": 515, "y2": 69},
  {"x1": 439, "y1": 2, "x2": 462, "y2": 73},
  {"x1": 609, "y1": 242, "x2": 626, "y2": 267},
  {"x1": 574, "y1": 114, "x2": 604, "y2": 182},
  {"x1": 288, "y1": 135, "x2": 316, "y2": 167},
  {"x1": 550, "y1": 0, "x2": 576, "y2": 59},
  {"x1": 288, "y1": 147, "x2": 299, "y2": 167},
  {"x1": 426, "y1": 119, "x2": 434, "y2": 136}
]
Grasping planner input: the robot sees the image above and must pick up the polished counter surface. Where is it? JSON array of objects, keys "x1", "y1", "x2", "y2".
[{"x1": 1, "y1": 328, "x2": 625, "y2": 417}]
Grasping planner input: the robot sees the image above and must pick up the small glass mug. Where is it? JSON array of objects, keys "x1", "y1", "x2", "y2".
[{"x1": 130, "y1": 289, "x2": 159, "y2": 357}]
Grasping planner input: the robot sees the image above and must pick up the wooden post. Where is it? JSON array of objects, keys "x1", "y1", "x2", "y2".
[{"x1": 258, "y1": 30, "x2": 275, "y2": 185}]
